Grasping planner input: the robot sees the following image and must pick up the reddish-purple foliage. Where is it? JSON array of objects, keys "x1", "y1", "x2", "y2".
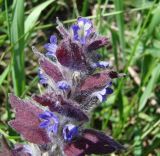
[
  {"x1": 56, "y1": 39, "x2": 87, "y2": 70},
  {"x1": 79, "y1": 71, "x2": 114, "y2": 92},
  {"x1": 9, "y1": 94, "x2": 50, "y2": 144},
  {"x1": 64, "y1": 129, "x2": 124, "y2": 156},
  {"x1": 33, "y1": 93, "x2": 88, "y2": 122},
  {"x1": 87, "y1": 36, "x2": 109, "y2": 51},
  {"x1": 40, "y1": 58, "x2": 63, "y2": 83}
]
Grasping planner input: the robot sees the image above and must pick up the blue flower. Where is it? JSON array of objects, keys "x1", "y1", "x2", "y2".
[
  {"x1": 71, "y1": 17, "x2": 92, "y2": 44},
  {"x1": 38, "y1": 68, "x2": 48, "y2": 84},
  {"x1": 72, "y1": 24, "x2": 80, "y2": 41},
  {"x1": 91, "y1": 82, "x2": 113, "y2": 102},
  {"x1": 57, "y1": 80, "x2": 70, "y2": 91},
  {"x1": 44, "y1": 35, "x2": 57, "y2": 57},
  {"x1": 63, "y1": 124, "x2": 79, "y2": 142},
  {"x1": 39, "y1": 111, "x2": 59, "y2": 134},
  {"x1": 91, "y1": 61, "x2": 110, "y2": 69}
]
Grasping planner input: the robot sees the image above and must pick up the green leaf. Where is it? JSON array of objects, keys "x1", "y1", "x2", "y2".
[
  {"x1": 0, "y1": 65, "x2": 10, "y2": 86},
  {"x1": 25, "y1": 0, "x2": 55, "y2": 36},
  {"x1": 143, "y1": 137, "x2": 160, "y2": 155},
  {"x1": 139, "y1": 64, "x2": 160, "y2": 111},
  {"x1": 11, "y1": 0, "x2": 25, "y2": 96},
  {"x1": 133, "y1": 125, "x2": 142, "y2": 156},
  {"x1": 147, "y1": 4, "x2": 160, "y2": 37},
  {"x1": 146, "y1": 48, "x2": 160, "y2": 58},
  {"x1": 114, "y1": 0, "x2": 126, "y2": 64}
]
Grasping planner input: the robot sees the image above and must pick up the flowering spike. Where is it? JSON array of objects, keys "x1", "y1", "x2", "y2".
[{"x1": 8, "y1": 17, "x2": 125, "y2": 156}]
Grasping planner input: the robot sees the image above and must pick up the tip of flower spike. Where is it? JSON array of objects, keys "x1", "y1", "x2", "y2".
[
  {"x1": 56, "y1": 17, "x2": 62, "y2": 26},
  {"x1": 77, "y1": 17, "x2": 92, "y2": 30},
  {"x1": 71, "y1": 17, "x2": 93, "y2": 44}
]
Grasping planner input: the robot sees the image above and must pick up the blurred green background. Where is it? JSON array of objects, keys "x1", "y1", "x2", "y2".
[{"x1": 0, "y1": 0, "x2": 160, "y2": 155}]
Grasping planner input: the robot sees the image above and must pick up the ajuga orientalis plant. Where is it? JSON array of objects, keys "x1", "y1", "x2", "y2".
[{"x1": 0, "y1": 17, "x2": 126, "y2": 156}]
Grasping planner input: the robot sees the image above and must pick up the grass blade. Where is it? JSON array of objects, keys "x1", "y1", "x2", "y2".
[
  {"x1": 11, "y1": 0, "x2": 25, "y2": 96},
  {"x1": 25, "y1": 0, "x2": 55, "y2": 40},
  {"x1": 81, "y1": 0, "x2": 88, "y2": 16},
  {"x1": 139, "y1": 64, "x2": 160, "y2": 111},
  {"x1": 0, "y1": 65, "x2": 10, "y2": 86},
  {"x1": 114, "y1": 0, "x2": 126, "y2": 64}
]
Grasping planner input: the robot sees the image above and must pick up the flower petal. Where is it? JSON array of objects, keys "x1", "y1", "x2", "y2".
[
  {"x1": 39, "y1": 120, "x2": 49, "y2": 128},
  {"x1": 71, "y1": 24, "x2": 80, "y2": 41},
  {"x1": 44, "y1": 43, "x2": 57, "y2": 53},
  {"x1": 50, "y1": 35, "x2": 57, "y2": 44},
  {"x1": 106, "y1": 88, "x2": 113, "y2": 94},
  {"x1": 63, "y1": 124, "x2": 78, "y2": 141},
  {"x1": 57, "y1": 80, "x2": 70, "y2": 90}
]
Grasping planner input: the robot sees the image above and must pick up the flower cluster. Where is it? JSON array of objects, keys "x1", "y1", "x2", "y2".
[{"x1": 0, "y1": 17, "x2": 125, "y2": 156}]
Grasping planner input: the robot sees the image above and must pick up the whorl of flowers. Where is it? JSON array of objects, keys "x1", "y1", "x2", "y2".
[{"x1": 0, "y1": 17, "x2": 125, "y2": 156}]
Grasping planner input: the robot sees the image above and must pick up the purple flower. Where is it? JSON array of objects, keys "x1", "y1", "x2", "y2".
[
  {"x1": 39, "y1": 111, "x2": 59, "y2": 134},
  {"x1": 92, "y1": 61, "x2": 110, "y2": 69},
  {"x1": 71, "y1": 17, "x2": 92, "y2": 44},
  {"x1": 57, "y1": 80, "x2": 70, "y2": 91},
  {"x1": 63, "y1": 124, "x2": 79, "y2": 142},
  {"x1": 91, "y1": 82, "x2": 113, "y2": 102},
  {"x1": 44, "y1": 35, "x2": 57, "y2": 57},
  {"x1": 38, "y1": 67, "x2": 48, "y2": 84},
  {"x1": 71, "y1": 24, "x2": 80, "y2": 41}
]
